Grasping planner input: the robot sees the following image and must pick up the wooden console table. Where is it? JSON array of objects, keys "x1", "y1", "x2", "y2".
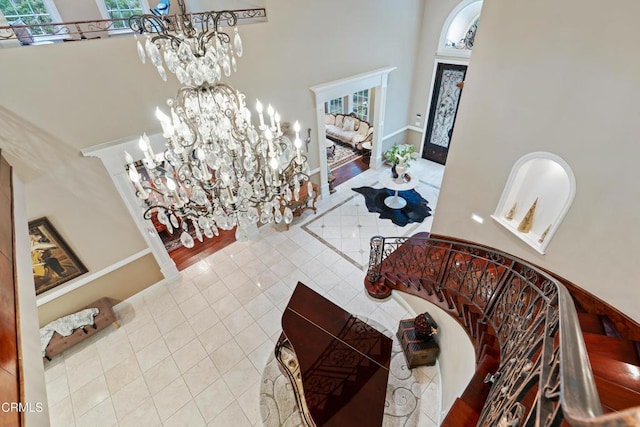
[{"x1": 276, "y1": 282, "x2": 392, "y2": 427}]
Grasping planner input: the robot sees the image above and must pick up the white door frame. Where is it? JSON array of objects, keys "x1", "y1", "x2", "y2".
[
  {"x1": 82, "y1": 135, "x2": 181, "y2": 283},
  {"x1": 310, "y1": 66, "x2": 396, "y2": 197}
]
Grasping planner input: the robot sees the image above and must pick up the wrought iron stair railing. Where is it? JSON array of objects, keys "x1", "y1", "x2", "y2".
[
  {"x1": 365, "y1": 233, "x2": 640, "y2": 426},
  {"x1": 0, "y1": 8, "x2": 266, "y2": 44}
]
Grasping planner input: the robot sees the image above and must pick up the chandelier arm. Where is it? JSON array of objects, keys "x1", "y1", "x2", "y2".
[
  {"x1": 142, "y1": 204, "x2": 171, "y2": 221},
  {"x1": 214, "y1": 10, "x2": 238, "y2": 30},
  {"x1": 175, "y1": 0, "x2": 197, "y2": 39},
  {"x1": 175, "y1": 163, "x2": 196, "y2": 185},
  {"x1": 129, "y1": 14, "x2": 186, "y2": 53},
  {"x1": 140, "y1": 185, "x2": 167, "y2": 197}
]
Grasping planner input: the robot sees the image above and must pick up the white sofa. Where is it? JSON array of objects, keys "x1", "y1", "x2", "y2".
[{"x1": 324, "y1": 113, "x2": 373, "y2": 148}]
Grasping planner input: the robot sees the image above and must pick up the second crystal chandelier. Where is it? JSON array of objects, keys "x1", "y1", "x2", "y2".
[{"x1": 126, "y1": 2, "x2": 311, "y2": 246}]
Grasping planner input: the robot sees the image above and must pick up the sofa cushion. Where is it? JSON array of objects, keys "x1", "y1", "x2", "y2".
[
  {"x1": 352, "y1": 134, "x2": 366, "y2": 144},
  {"x1": 357, "y1": 122, "x2": 370, "y2": 136},
  {"x1": 324, "y1": 114, "x2": 335, "y2": 125},
  {"x1": 326, "y1": 125, "x2": 340, "y2": 137},
  {"x1": 335, "y1": 114, "x2": 344, "y2": 128},
  {"x1": 343, "y1": 117, "x2": 356, "y2": 132}
]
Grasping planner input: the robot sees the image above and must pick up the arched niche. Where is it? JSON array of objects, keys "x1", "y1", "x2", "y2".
[
  {"x1": 437, "y1": 0, "x2": 483, "y2": 58},
  {"x1": 491, "y1": 152, "x2": 576, "y2": 254}
]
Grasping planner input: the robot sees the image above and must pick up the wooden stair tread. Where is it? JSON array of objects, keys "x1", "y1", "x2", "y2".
[
  {"x1": 600, "y1": 315, "x2": 622, "y2": 338},
  {"x1": 578, "y1": 312, "x2": 605, "y2": 335},
  {"x1": 593, "y1": 375, "x2": 640, "y2": 411},
  {"x1": 460, "y1": 355, "x2": 499, "y2": 413},
  {"x1": 583, "y1": 333, "x2": 640, "y2": 366},
  {"x1": 588, "y1": 353, "x2": 640, "y2": 394},
  {"x1": 440, "y1": 398, "x2": 479, "y2": 427}
]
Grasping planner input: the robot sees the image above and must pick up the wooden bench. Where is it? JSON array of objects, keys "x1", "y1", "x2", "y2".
[{"x1": 43, "y1": 297, "x2": 119, "y2": 360}]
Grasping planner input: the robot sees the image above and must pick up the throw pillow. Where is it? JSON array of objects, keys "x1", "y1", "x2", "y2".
[{"x1": 343, "y1": 117, "x2": 356, "y2": 132}]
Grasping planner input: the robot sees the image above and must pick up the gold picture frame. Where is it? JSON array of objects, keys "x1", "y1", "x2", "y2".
[{"x1": 28, "y1": 217, "x2": 87, "y2": 295}]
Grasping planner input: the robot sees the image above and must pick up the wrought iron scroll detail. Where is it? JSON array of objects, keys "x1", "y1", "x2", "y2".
[
  {"x1": 447, "y1": 18, "x2": 478, "y2": 50},
  {"x1": 365, "y1": 235, "x2": 618, "y2": 426},
  {"x1": 0, "y1": 8, "x2": 266, "y2": 44}
]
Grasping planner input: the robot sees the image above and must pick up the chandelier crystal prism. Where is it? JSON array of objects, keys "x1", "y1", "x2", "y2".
[{"x1": 125, "y1": 1, "x2": 311, "y2": 246}]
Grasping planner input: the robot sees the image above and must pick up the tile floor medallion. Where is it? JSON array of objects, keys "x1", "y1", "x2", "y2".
[
  {"x1": 260, "y1": 317, "x2": 437, "y2": 427},
  {"x1": 44, "y1": 160, "x2": 444, "y2": 427}
]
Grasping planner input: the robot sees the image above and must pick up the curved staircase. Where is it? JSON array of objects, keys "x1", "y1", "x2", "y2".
[{"x1": 364, "y1": 233, "x2": 640, "y2": 426}]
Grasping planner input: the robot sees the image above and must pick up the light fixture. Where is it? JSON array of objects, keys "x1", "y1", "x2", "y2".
[{"x1": 125, "y1": 1, "x2": 311, "y2": 247}]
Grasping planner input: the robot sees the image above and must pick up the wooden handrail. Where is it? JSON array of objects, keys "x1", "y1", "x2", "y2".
[{"x1": 0, "y1": 152, "x2": 21, "y2": 427}]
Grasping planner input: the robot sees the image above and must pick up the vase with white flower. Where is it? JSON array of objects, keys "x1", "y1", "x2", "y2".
[{"x1": 383, "y1": 144, "x2": 417, "y2": 182}]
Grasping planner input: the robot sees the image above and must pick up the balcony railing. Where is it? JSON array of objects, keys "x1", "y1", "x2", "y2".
[
  {"x1": 0, "y1": 8, "x2": 266, "y2": 45},
  {"x1": 366, "y1": 234, "x2": 640, "y2": 426}
]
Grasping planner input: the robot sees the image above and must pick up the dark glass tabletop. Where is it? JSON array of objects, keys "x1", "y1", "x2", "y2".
[{"x1": 281, "y1": 282, "x2": 392, "y2": 427}]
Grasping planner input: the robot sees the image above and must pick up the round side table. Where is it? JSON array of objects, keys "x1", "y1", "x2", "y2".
[
  {"x1": 382, "y1": 173, "x2": 417, "y2": 209},
  {"x1": 325, "y1": 139, "x2": 335, "y2": 158}
]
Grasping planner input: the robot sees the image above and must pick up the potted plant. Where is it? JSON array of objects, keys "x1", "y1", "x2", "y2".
[{"x1": 384, "y1": 144, "x2": 417, "y2": 178}]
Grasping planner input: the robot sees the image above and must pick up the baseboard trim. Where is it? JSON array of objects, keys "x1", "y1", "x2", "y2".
[
  {"x1": 382, "y1": 125, "x2": 423, "y2": 142},
  {"x1": 382, "y1": 126, "x2": 409, "y2": 141},
  {"x1": 36, "y1": 248, "x2": 152, "y2": 306}
]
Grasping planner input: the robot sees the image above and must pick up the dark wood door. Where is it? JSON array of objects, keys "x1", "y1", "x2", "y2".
[{"x1": 422, "y1": 63, "x2": 467, "y2": 165}]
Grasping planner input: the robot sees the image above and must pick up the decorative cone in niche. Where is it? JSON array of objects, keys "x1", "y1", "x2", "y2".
[
  {"x1": 539, "y1": 224, "x2": 552, "y2": 243},
  {"x1": 518, "y1": 197, "x2": 538, "y2": 233},
  {"x1": 505, "y1": 202, "x2": 517, "y2": 220}
]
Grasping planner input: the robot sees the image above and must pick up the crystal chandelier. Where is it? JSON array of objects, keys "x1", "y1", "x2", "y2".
[{"x1": 124, "y1": 1, "x2": 312, "y2": 246}]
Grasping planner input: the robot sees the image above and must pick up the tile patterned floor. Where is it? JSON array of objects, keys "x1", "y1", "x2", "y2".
[{"x1": 44, "y1": 159, "x2": 445, "y2": 427}]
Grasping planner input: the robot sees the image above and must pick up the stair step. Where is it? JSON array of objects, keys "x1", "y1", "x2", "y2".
[
  {"x1": 578, "y1": 312, "x2": 605, "y2": 335},
  {"x1": 459, "y1": 354, "x2": 500, "y2": 414},
  {"x1": 593, "y1": 375, "x2": 640, "y2": 411},
  {"x1": 601, "y1": 316, "x2": 621, "y2": 338},
  {"x1": 478, "y1": 343, "x2": 500, "y2": 363},
  {"x1": 440, "y1": 398, "x2": 479, "y2": 427},
  {"x1": 588, "y1": 353, "x2": 640, "y2": 394},
  {"x1": 583, "y1": 333, "x2": 640, "y2": 366}
]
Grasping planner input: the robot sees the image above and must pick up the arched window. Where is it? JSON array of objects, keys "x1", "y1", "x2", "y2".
[{"x1": 438, "y1": 0, "x2": 482, "y2": 58}]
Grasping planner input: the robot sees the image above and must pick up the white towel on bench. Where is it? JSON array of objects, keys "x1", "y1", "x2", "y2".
[{"x1": 40, "y1": 308, "x2": 100, "y2": 357}]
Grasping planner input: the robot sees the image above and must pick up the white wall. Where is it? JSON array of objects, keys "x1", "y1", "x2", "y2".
[
  {"x1": 223, "y1": 0, "x2": 424, "y2": 167},
  {"x1": 187, "y1": 0, "x2": 265, "y2": 12},
  {"x1": 431, "y1": 0, "x2": 640, "y2": 322},
  {"x1": 409, "y1": 0, "x2": 462, "y2": 129}
]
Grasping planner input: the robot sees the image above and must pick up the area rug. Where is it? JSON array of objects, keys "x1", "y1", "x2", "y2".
[
  {"x1": 328, "y1": 140, "x2": 362, "y2": 171},
  {"x1": 352, "y1": 186, "x2": 432, "y2": 227},
  {"x1": 259, "y1": 317, "x2": 434, "y2": 427}
]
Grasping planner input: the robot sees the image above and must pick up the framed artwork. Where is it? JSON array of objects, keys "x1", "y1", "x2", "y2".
[{"x1": 28, "y1": 217, "x2": 87, "y2": 295}]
